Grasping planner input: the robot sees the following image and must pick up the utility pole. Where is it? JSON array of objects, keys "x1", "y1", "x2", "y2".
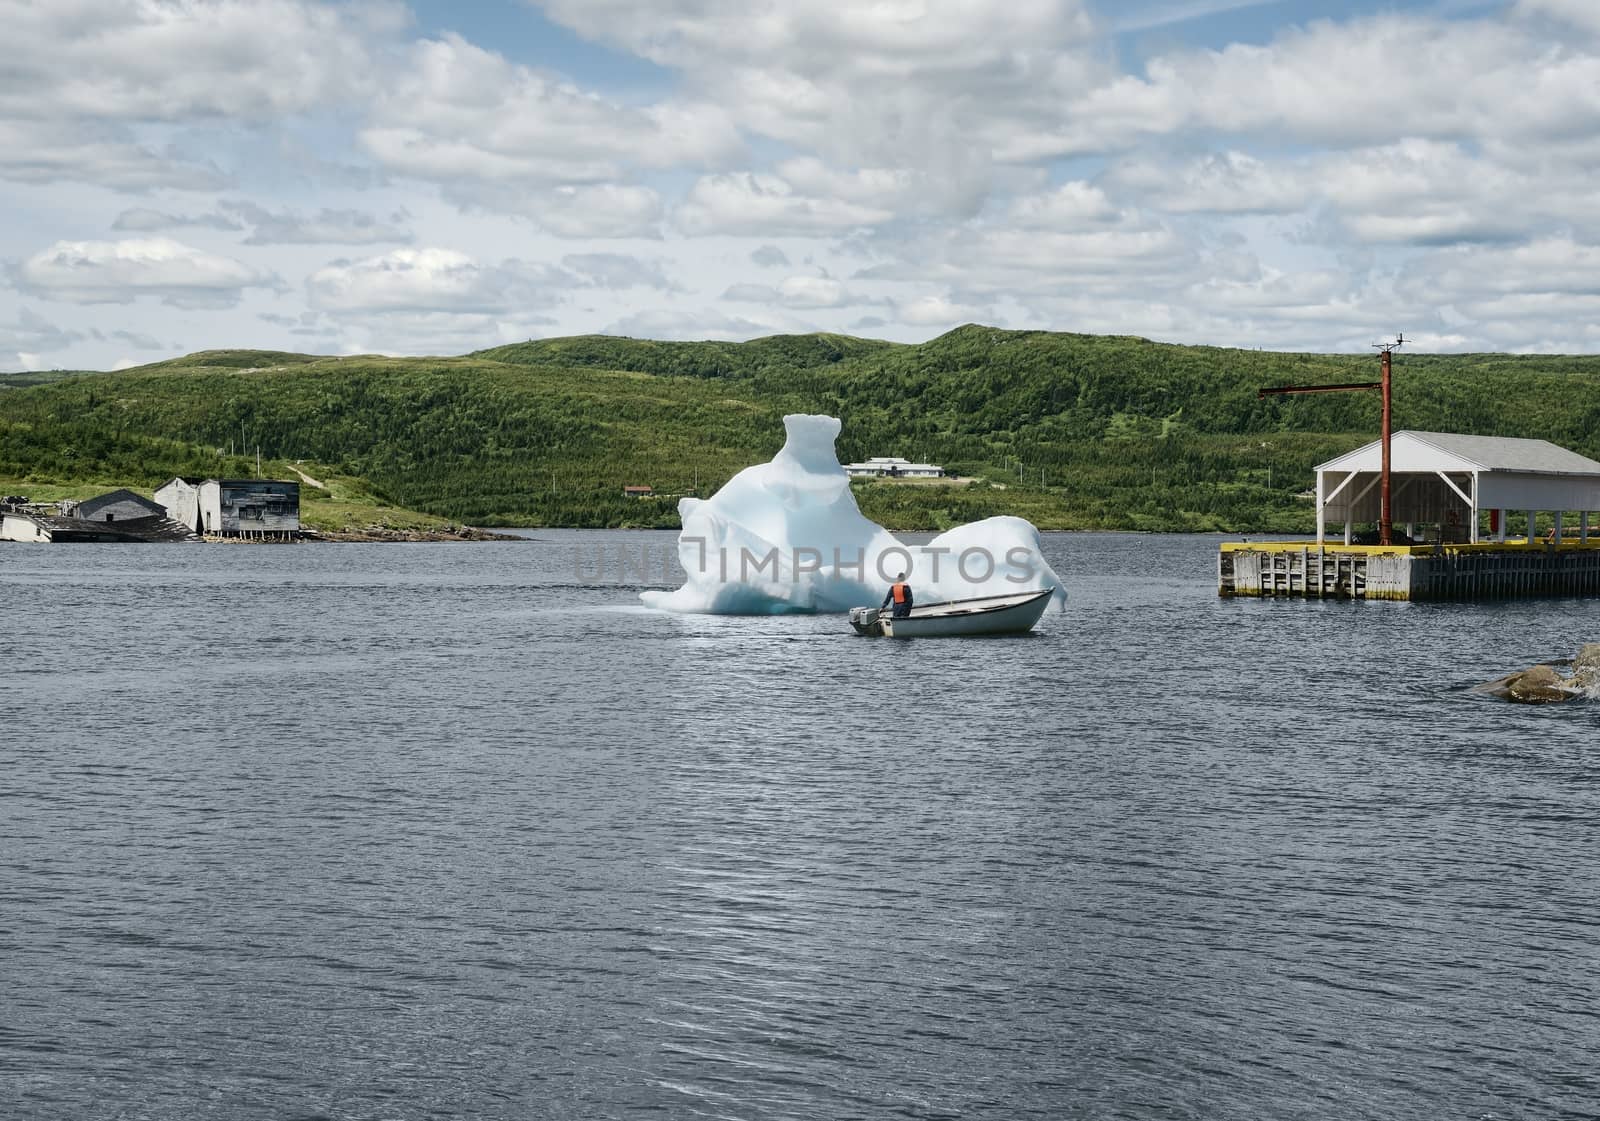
[
  {"x1": 1259, "y1": 334, "x2": 1403, "y2": 545},
  {"x1": 1375, "y1": 337, "x2": 1401, "y2": 546}
]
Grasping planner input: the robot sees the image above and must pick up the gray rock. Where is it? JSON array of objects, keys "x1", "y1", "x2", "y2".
[
  {"x1": 1572, "y1": 644, "x2": 1600, "y2": 690},
  {"x1": 1503, "y1": 664, "x2": 1574, "y2": 704}
]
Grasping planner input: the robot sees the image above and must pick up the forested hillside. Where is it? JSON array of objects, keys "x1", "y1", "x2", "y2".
[{"x1": 4, "y1": 326, "x2": 1598, "y2": 532}]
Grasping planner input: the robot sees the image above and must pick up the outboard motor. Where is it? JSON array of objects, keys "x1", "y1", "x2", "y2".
[{"x1": 848, "y1": 606, "x2": 884, "y2": 636}]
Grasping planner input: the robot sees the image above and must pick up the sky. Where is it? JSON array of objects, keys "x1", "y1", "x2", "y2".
[{"x1": 3, "y1": 0, "x2": 1598, "y2": 371}]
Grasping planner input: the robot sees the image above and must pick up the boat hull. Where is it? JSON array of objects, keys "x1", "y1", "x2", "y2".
[{"x1": 861, "y1": 587, "x2": 1055, "y2": 638}]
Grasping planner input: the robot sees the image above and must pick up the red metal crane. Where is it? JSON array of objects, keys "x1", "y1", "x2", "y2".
[{"x1": 1259, "y1": 336, "x2": 1404, "y2": 546}]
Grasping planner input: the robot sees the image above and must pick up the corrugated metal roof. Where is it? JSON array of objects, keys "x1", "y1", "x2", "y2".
[
  {"x1": 1319, "y1": 431, "x2": 1600, "y2": 476},
  {"x1": 1406, "y1": 432, "x2": 1600, "y2": 473}
]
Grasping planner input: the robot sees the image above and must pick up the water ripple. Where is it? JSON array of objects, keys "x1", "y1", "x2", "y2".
[{"x1": 4, "y1": 533, "x2": 1600, "y2": 1119}]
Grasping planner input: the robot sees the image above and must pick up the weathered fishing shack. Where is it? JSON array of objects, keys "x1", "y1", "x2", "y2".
[
  {"x1": 1220, "y1": 431, "x2": 1600, "y2": 600},
  {"x1": 156, "y1": 477, "x2": 300, "y2": 540}
]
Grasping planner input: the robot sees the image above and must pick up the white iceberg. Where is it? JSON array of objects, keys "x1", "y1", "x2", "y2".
[{"x1": 640, "y1": 414, "x2": 1066, "y2": 615}]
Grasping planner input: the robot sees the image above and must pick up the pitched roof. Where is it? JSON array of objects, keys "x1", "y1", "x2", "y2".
[
  {"x1": 23, "y1": 514, "x2": 197, "y2": 542},
  {"x1": 1318, "y1": 431, "x2": 1600, "y2": 476},
  {"x1": 77, "y1": 488, "x2": 166, "y2": 512}
]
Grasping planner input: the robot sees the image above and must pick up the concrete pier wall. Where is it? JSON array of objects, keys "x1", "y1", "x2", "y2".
[{"x1": 1219, "y1": 541, "x2": 1600, "y2": 601}]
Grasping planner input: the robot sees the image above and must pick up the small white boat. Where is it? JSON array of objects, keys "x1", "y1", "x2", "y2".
[{"x1": 848, "y1": 587, "x2": 1055, "y2": 638}]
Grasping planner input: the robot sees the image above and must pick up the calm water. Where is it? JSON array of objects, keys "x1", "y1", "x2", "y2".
[{"x1": 4, "y1": 531, "x2": 1600, "y2": 1121}]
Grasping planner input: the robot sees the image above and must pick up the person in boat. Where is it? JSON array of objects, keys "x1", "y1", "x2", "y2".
[{"x1": 882, "y1": 572, "x2": 913, "y2": 618}]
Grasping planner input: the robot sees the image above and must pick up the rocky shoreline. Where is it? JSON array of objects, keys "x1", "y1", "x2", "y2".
[{"x1": 300, "y1": 525, "x2": 522, "y2": 543}]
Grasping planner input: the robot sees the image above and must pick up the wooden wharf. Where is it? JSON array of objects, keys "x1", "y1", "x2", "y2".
[{"x1": 1219, "y1": 539, "x2": 1600, "y2": 601}]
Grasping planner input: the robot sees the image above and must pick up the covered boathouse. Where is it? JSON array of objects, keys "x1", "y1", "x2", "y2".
[{"x1": 1219, "y1": 431, "x2": 1600, "y2": 600}]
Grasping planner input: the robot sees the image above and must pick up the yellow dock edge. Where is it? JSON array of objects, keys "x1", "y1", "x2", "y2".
[
  {"x1": 1219, "y1": 539, "x2": 1600, "y2": 556},
  {"x1": 1219, "y1": 537, "x2": 1600, "y2": 600}
]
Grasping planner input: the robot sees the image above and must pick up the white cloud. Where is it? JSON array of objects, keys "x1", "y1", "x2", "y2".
[
  {"x1": 1186, "y1": 267, "x2": 1353, "y2": 313},
  {"x1": 777, "y1": 158, "x2": 917, "y2": 209},
  {"x1": 1111, "y1": 138, "x2": 1598, "y2": 248},
  {"x1": 1315, "y1": 140, "x2": 1598, "y2": 245},
  {"x1": 721, "y1": 274, "x2": 857, "y2": 309},
  {"x1": 111, "y1": 201, "x2": 412, "y2": 244},
  {"x1": 1515, "y1": 0, "x2": 1600, "y2": 36},
  {"x1": 721, "y1": 282, "x2": 779, "y2": 303},
  {"x1": 112, "y1": 207, "x2": 244, "y2": 232},
  {"x1": 538, "y1": 0, "x2": 1111, "y2": 172},
  {"x1": 539, "y1": 0, "x2": 1095, "y2": 75},
  {"x1": 1006, "y1": 181, "x2": 1124, "y2": 228},
  {"x1": 0, "y1": 0, "x2": 391, "y2": 124},
  {"x1": 358, "y1": 125, "x2": 613, "y2": 187},
  {"x1": 602, "y1": 306, "x2": 793, "y2": 341},
  {"x1": 355, "y1": 33, "x2": 740, "y2": 204},
  {"x1": 1006, "y1": 13, "x2": 1600, "y2": 165},
  {"x1": 891, "y1": 293, "x2": 994, "y2": 327},
  {"x1": 15, "y1": 238, "x2": 277, "y2": 308},
  {"x1": 563, "y1": 253, "x2": 677, "y2": 290},
  {"x1": 1105, "y1": 151, "x2": 1313, "y2": 216},
  {"x1": 0, "y1": 119, "x2": 228, "y2": 190},
  {"x1": 221, "y1": 201, "x2": 413, "y2": 245},
  {"x1": 855, "y1": 185, "x2": 1190, "y2": 298},
  {"x1": 1398, "y1": 238, "x2": 1600, "y2": 306},
  {"x1": 774, "y1": 275, "x2": 851, "y2": 308},
  {"x1": 324, "y1": 308, "x2": 562, "y2": 357},
  {"x1": 0, "y1": 2, "x2": 395, "y2": 189},
  {"x1": 675, "y1": 172, "x2": 895, "y2": 236},
  {"x1": 535, "y1": 185, "x2": 663, "y2": 238},
  {"x1": 306, "y1": 248, "x2": 571, "y2": 314}
]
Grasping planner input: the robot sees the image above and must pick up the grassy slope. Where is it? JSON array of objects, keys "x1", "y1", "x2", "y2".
[{"x1": 4, "y1": 332, "x2": 1599, "y2": 532}]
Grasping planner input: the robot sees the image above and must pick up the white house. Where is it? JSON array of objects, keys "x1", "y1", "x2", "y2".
[
  {"x1": 1315, "y1": 431, "x2": 1600, "y2": 544},
  {"x1": 842, "y1": 456, "x2": 944, "y2": 479}
]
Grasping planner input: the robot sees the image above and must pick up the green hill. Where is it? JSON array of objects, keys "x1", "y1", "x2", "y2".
[{"x1": 4, "y1": 325, "x2": 1599, "y2": 532}]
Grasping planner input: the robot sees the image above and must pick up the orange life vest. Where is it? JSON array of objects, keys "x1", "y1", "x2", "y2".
[{"x1": 891, "y1": 582, "x2": 910, "y2": 604}]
